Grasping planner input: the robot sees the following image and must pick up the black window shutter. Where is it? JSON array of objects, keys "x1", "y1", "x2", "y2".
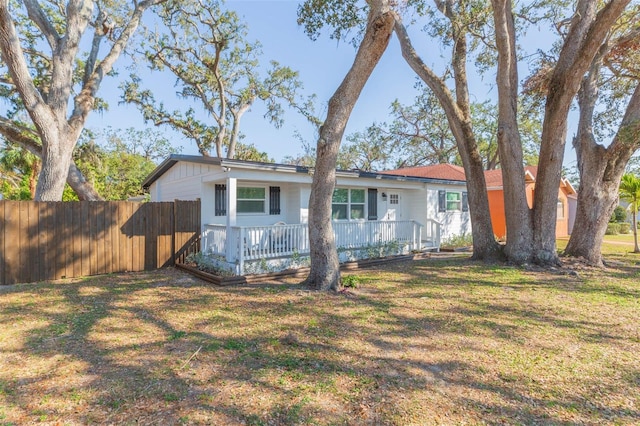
[
  {"x1": 462, "y1": 191, "x2": 469, "y2": 212},
  {"x1": 438, "y1": 190, "x2": 446, "y2": 213},
  {"x1": 368, "y1": 188, "x2": 378, "y2": 220},
  {"x1": 215, "y1": 184, "x2": 227, "y2": 216},
  {"x1": 269, "y1": 186, "x2": 281, "y2": 215}
]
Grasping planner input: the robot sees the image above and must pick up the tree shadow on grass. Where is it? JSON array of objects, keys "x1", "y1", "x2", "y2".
[
  {"x1": 0, "y1": 271, "x2": 291, "y2": 424},
  {"x1": 1, "y1": 259, "x2": 639, "y2": 424}
]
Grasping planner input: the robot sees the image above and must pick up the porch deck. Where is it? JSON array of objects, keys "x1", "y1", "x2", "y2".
[{"x1": 202, "y1": 219, "x2": 441, "y2": 275}]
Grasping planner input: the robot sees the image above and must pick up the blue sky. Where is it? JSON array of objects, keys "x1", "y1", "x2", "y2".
[{"x1": 87, "y1": 0, "x2": 578, "y2": 168}]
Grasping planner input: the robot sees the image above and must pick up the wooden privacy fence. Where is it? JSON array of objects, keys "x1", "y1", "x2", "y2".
[{"x1": 0, "y1": 200, "x2": 201, "y2": 286}]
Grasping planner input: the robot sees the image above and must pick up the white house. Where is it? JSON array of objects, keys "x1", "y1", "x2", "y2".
[{"x1": 143, "y1": 155, "x2": 471, "y2": 275}]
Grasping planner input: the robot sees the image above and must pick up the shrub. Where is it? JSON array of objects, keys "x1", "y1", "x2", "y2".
[
  {"x1": 619, "y1": 222, "x2": 631, "y2": 234},
  {"x1": 341, "y1": 275, "x2": 364, "y2": 288},
  {"x1": 611, "y1": 206, "x2": 627, "y2": 223},
  {"x1": 605, "y1": 222, "x2": 621, "y2": 235},
  {"x1": 441, "y1": 233, "x2": 473, "y2": 249},
  {"x1": 184, "y1": 252, "x2": 233, "y2": 276}
]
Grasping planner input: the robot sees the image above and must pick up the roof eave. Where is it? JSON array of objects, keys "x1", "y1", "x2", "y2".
[{"x1": 142, "y1": 155, "x2": 469, "y2": 190}]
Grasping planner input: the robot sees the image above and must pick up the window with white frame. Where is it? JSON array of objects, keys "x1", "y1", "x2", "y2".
[
  {"x1": 389, "y1": 193, "x2": 399, "y2": 205},
  {"x1": 237, "y1": 187, "x2": 266, "y2": 213},
  {"x1": 332, "y1": 188, "x2": 365, "y2": 220},
  {"x1": 557, "y1": 198, "x2": 565, "y2": 219},
  {"x1": 446, "y1": 192, "x2": 461, "y2": 211}
]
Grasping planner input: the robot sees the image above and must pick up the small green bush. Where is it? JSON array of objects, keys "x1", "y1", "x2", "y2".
[
  {"x1": 619, "y1": 222, "x2": 631, "y2": 234},
  {"x1": 441, "y1": 233, "x2": 473, "y2": 249},
  {"x1": 611, "y1": 206, "x2": 627, "y2": 223},
  {"x1": 605, "y1": 222, "x2": 621, "y2": 235},
  {"x1": 341, "y1": 275, "x2": 361, "y2": 288}
]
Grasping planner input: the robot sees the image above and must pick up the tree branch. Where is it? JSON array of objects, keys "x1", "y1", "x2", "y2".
[
  {"x1": 393, "y1": 14, "x2": 467, "y2": 144},
  {"x1": 0, "y1": 2, "x2": 53, "y2": 134},
  {"x1": 23, "y1": 0, "x2": 60, "y2": 48},
  {"x1": 69, "y1": 0, "x2": 167, "y2": 134}
]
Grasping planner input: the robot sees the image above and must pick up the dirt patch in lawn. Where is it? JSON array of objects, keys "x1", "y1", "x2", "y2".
[{"x1": 1, "y1": 255, "x2": 639, "y2": 425}]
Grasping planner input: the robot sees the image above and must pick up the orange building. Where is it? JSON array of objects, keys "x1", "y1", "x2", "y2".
[
  {"x1": 382, "y1": 164, "x2": 577, "y2": 239},
  {"x1": 484, "y1": 166, "x2": 577, "y2": 239}
]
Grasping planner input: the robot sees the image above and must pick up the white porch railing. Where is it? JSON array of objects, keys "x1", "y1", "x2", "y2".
[
  {"x1": 424, "y1": 218, "x2": 442, "y2": 251},
  {"x1": 331, "y1": 220, "x2": 420, "y2": 250},
  {"x1": 202, "y1": 220, "x2": 439, "y2": 275}
]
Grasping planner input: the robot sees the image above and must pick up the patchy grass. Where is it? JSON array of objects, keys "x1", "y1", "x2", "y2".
[
  {"x1": 0, "y1": 251, "x2": 639, "y2": 425},
  {"x1": 557, "y1": 235, "x2": 640, "y2": 267}
]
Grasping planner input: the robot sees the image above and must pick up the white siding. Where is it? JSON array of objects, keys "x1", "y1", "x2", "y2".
[
  {"x1": 284, "y1": 184, "x2": 302, "y2": 224},
  {"x1": 150, "y1": 160, "x2": 471, "y2": 240},
  {"x1": 201, "y1": 182, "x2": 301, "y2": 227},
  {"x1": 151, "y1": 162, "x2": 217, "y2": 202},
  {"x1": 400, "y1": 188, "x2": 428, "y2": 223},
  {"x1": 425, "y1": 184, "x2": 471, "y2": 240},
  {"x1": 201, "y1": 183, "x2": 216, "y2": 225},
  {"x1": 299, "y1": 187, "x2": 310, "y2": 223}
]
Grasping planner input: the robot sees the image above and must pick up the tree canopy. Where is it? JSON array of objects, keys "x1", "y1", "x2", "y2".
[
  {"x1": 0, "y1": 0, "x2": 165, "y2": 200},
  {"x1": 122, "y1": 0, "x2": 313, "y2": 159}
]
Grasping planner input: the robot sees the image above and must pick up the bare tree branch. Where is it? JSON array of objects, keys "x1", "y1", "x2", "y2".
[{"x1": 23, "y1": 0, "x2": 60, "y2": 48}]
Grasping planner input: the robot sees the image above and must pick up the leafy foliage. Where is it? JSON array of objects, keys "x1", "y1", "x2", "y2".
[
  {"x1": 605, "y1": 222, "x2": 621, "y2": 235},
  {"x1": 234, "y1": 142, "x2": 273, "y2": 163},
  {"x1": 611, "y1": 205, "x2": 628, "y2": 223},
  {"x1": 618, "y1": 173, "x2": 640, "y2": 251},
  {"x1": 297, "y1": 0, "x2": 365, "y2": 45},
  {"x1": 0, "y1": 0, "x2": 164, "y2": 200},
  {"x1": 0, "y1": 137, "x2": 38, "y2": 200},
  {"x1": 73, "y1": 128, "x2": 179, "y2": 201},
  {"x1": 123, "y1": 0, "x2": 312, "y2": 158},
  {"x1": 441, "y1": 233, "x2": 474, "y2": 250},
  {"x1": 339, "y1": 87, "x2": 541, "y2": 171}
]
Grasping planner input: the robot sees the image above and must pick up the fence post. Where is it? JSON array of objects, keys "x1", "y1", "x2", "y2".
[{"x1": 172, "y1": 200, "x2": 177, "y2": 265}]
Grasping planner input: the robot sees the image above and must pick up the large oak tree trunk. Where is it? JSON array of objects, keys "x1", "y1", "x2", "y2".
[
  {"x1": 306, "y1": 0, "x2": 395, "y2": 291},
  {"x1": 565, "y1": 63, "x2": 640, "y2": 264},
  {"x1": 533, "y1": 0, "x2": 630, "y2": 265},
  {"x1": 36, "y1": 132, "x2": 76, "y2": 201},
  {"x1": 491, "y1": 0, "x2": 533, "y2": 264},
  {"x1": 565, "y1": 165, "x2": 621, "y2": 266},
  {"x1": 457, "y1": 120, "x2": 503, "y2": 262},
  {"x1": 394, "y1": 13, "x2": 502, "y2": 262}
]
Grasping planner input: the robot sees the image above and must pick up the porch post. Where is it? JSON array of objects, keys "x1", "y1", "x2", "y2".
[
  {"x1": 225, "y1": 177, "x2": 238, "y2": 262},
  {"x1": 412, "y1": 221, "x2": 417, "y2": 251}
]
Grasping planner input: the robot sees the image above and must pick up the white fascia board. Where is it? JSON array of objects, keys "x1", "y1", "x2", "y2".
[
  {"x1": 201, "y1": 167, "x2": 312, "y2": 184},
  {"x1": 337, "y1": 175, "x2": 426, "y2": 190}
]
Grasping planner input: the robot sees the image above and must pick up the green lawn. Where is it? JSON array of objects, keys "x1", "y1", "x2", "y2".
[
  {"x1": 0, "y1": 248, "x2": 638, "y2": 425},
  {"x1": 601, "y1": 233, "x2": 639, "y2": 245},
  {"x1": 557, "y1": 234, "x2": 640, "y2": 265}
]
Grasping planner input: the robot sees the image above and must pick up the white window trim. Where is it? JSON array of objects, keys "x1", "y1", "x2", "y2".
[
  {"x1": 332, "y1": 188, "x2": 367, "y2": 221},
  {"x1": 237, "y1": 185, "x2": 267, "y2": 215},
  {"x1": 557, "y1": 198, "x2": 565, "y2": 219},
  {"x1": 446, "y1": 191, "x2": 462, "y2": 212}
]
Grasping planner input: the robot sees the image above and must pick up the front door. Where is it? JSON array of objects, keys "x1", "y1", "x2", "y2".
[{"x1": 386, "y1": 193, "x2": 401, "y2": 220}]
